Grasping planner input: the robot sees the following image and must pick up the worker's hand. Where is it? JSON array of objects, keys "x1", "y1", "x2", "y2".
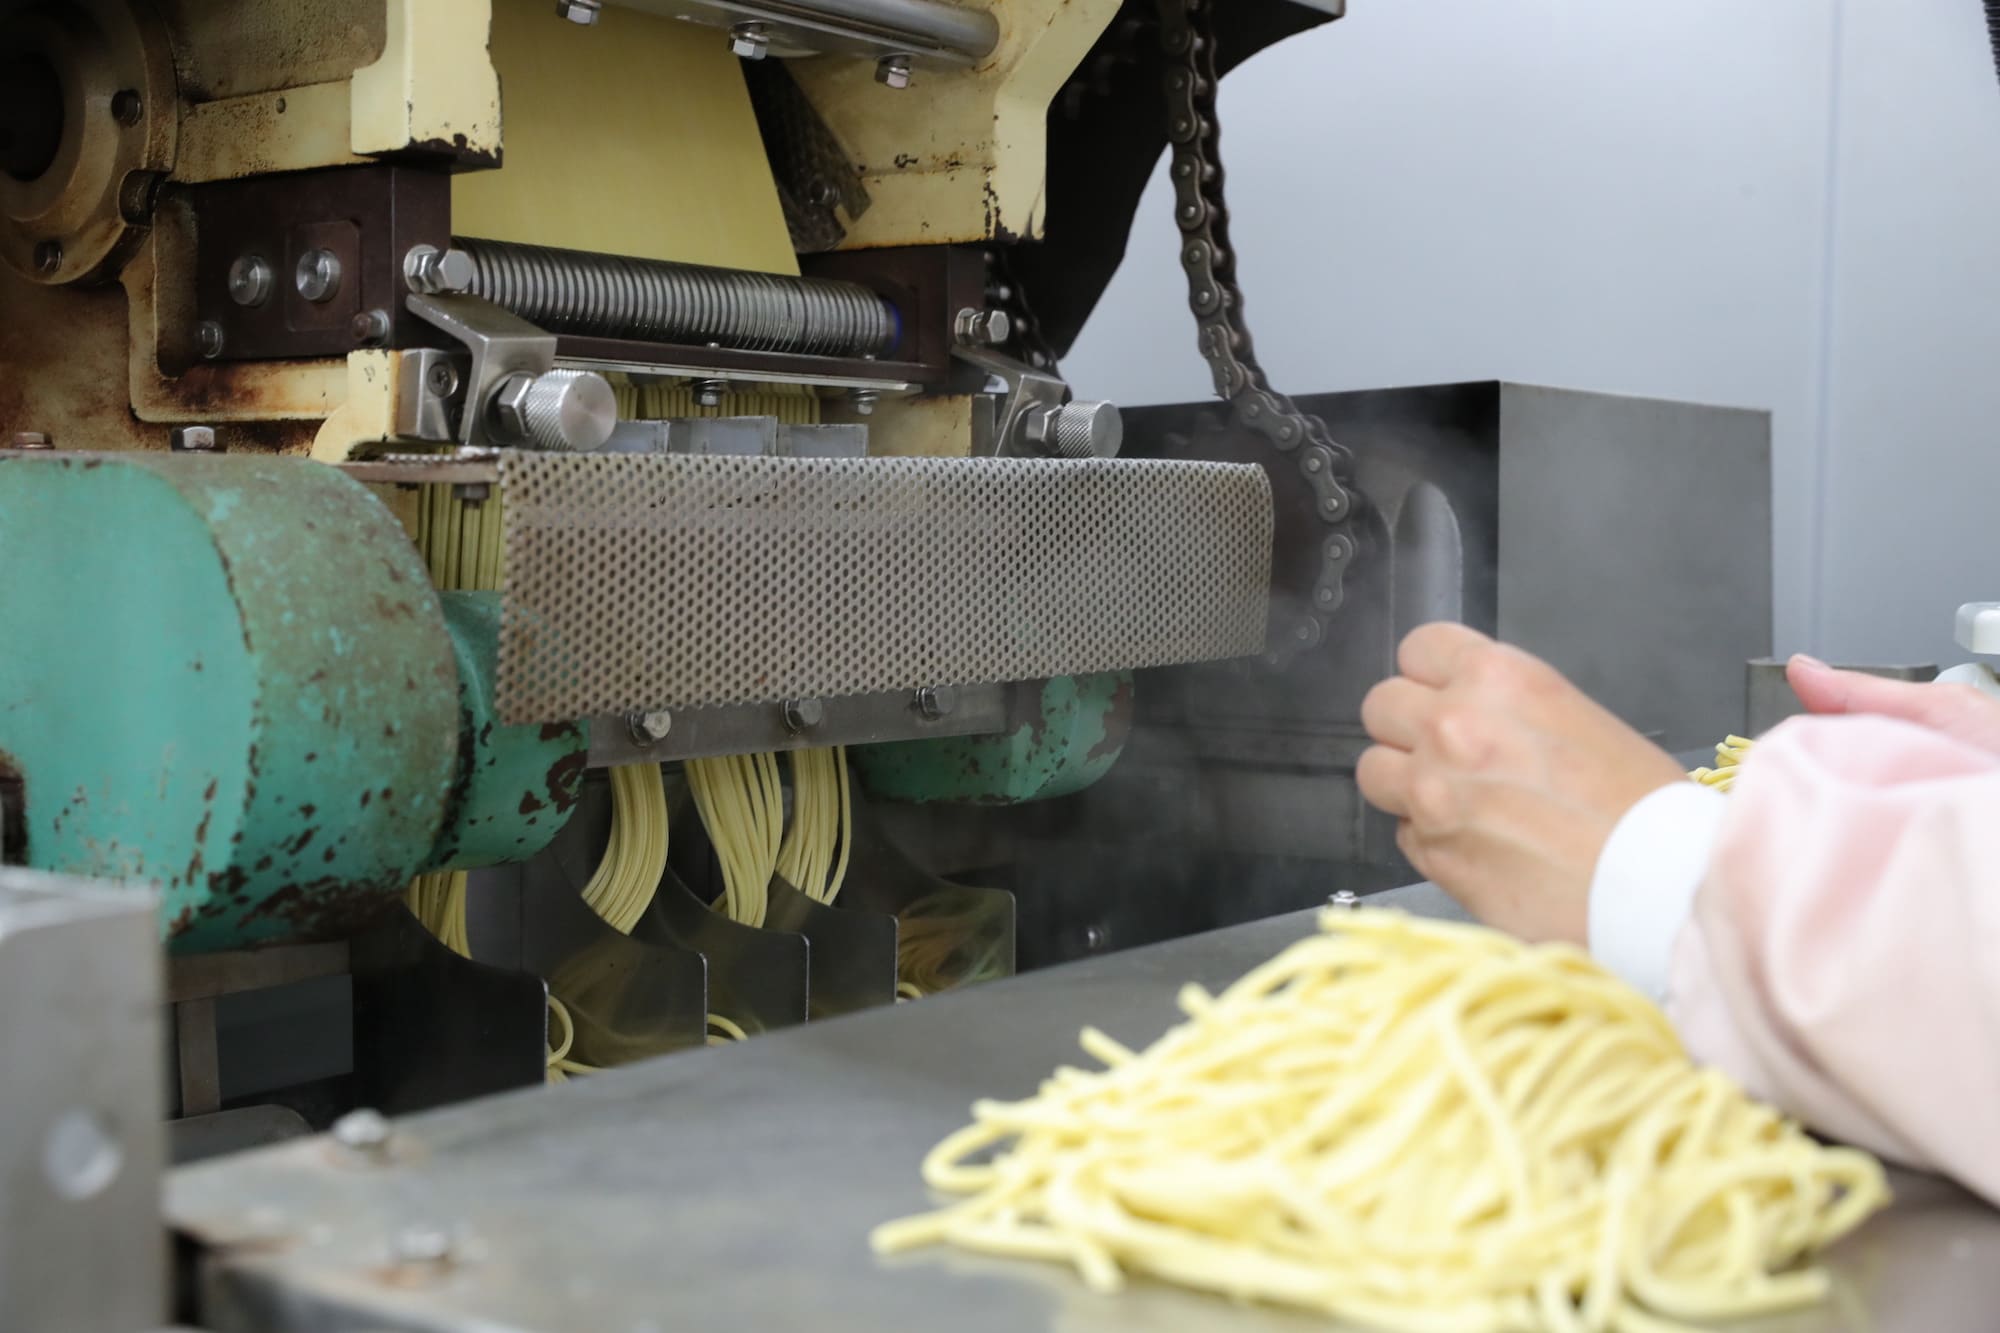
[
  {"x1": 1356, "y1": 624, "x2": 1686, "y2": 945},
  {"x1": 1787, "y1": 654, "x2": 2000, "y2": 756}
]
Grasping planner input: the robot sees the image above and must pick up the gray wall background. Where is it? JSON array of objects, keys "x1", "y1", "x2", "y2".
[{"x1": 1064, "y1": 0, "x2": 2000, "y2": 669}]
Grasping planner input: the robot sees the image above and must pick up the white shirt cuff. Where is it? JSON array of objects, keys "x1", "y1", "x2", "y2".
[{"x1": 1587, "y1": 782, "x2": 1729, "y2": 1002}]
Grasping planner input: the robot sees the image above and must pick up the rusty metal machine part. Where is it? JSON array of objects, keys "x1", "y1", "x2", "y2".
[
  {"x1": 1155, "y1": 0, "x2": 1356, "y2": 650},
  {"x1": 0, "y1": 0, "x2": 178, "y2": 286}
]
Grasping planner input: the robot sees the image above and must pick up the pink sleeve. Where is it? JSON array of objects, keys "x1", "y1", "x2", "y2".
[{"x1": 1667, "y1": 713, "x2": 2000, "y2": 1205}]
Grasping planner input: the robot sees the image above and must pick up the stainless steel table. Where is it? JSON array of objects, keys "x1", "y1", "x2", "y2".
[{"x1": 169, "y1": 885, "x2": 2000, "y2": 1332}]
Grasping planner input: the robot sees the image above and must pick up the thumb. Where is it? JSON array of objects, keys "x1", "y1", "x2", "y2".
[{"x1": 1787, "y1": 654, "x2": 2000, "y2": 751}]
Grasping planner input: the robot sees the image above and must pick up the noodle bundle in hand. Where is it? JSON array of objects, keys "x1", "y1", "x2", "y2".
[{"x1": 872, "y1": 909, "x2": 1887, "y2": 1333}]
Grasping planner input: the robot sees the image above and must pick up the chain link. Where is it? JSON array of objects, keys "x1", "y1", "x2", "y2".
[{"x1": 1156, "y1": 0, "x2": 1356, "y2": 645}]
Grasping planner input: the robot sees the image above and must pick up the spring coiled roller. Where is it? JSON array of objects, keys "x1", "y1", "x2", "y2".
[{"x1": 454, "y1": 237, "x2": 898, "y2": 358}]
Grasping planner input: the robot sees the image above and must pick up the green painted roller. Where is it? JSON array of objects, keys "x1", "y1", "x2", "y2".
[
  {"x1": 0, "y1": 454, "x2": 583, "y2": 952},
  {"x1": 426, "y1": 590, "x2": 587, "y2": 872},
  {"x1": 853, "y1": 673, "x2": 1135, "y2": 805}
]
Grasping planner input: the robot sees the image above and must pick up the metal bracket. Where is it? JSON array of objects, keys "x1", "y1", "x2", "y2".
[
  {"x1": 953, "y1": 344, "x2": 1092, "y2": 459},
  {"x1": 391, "y1": 347, "x2": 467, "y2": 443},
  {"x1": 406, "y1": 293, "x2": 557, "y2": 447}
]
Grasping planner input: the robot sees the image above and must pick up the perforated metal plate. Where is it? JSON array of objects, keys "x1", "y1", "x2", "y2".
[{"x1": 495, "y1": 452, "x2": 1272, "y2": 724}]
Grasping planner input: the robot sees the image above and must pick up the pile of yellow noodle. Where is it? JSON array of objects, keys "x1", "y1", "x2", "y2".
[
  {"x1": 1689, "y1": 736, "x2": 1753, "y2": 793},
  {"x1": 873, "y1": 909, "x2": 1887, "y2": 1333}
]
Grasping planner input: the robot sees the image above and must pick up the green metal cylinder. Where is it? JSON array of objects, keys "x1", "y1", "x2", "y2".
[
  {"x1": 853, "y1": 673, "x2": 1135, "y2": 805},
  {"x1": 0, "y1": 454, "x2": 461, "y2": 951},
  {"x1": 424, "y1": 590, "x2": 587, "y2": 871}
]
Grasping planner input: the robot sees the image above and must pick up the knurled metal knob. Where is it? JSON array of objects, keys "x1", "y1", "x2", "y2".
[
  {"x1": 1028, "y1": 400, "x2": 1122, "y2": 459},
  {"x1": 492, "y1": 369, "x2": 617, "y2": 451}
]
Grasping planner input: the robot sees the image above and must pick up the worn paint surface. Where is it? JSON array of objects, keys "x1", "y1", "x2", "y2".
[
  {"x1": 797, "y1": 0, "x2": 1119, "y2": 247},
  {"x1": 0, "y1": 455, "x2": 460, "y2": 950},
  {"x1": 423, "y1": 591, "x2": 586, "y2": 871},
  {"x1": 853, "y1": 673, "x2": 1133, "y2": 804}
]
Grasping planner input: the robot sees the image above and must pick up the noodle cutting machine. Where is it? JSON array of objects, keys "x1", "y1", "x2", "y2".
[{"x1": 0, "y1": 0, "x2": 1821, "y2": 1330}]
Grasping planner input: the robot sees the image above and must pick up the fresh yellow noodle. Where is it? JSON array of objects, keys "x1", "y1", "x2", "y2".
[
  {"x1": 405, "y1": 870, "x2": 470, "y2": 957},
  {"x1": 872, "y1": 909, "x2": 1887, "y2": 1333},
  {"x1": 580, "y1": 763, "x2": 670, "y2": 935},
  {"x1": 686, "y1": 752, "x2": 785, "y2": 927},
  {"x1": 775, "y1": 746, "x2": 852, "y2": 904},
  {"x1": 1689, "y1": 735, "x2": 1754, "y2": 793}
]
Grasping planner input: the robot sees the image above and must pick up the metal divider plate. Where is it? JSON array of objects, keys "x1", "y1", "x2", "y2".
[{"x1": 496, "y1": 452, "x2": 1272, "y2": 724}]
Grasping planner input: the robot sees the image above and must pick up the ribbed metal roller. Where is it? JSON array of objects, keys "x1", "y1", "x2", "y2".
[{"x1": 454, "y1": 237, "x2": 898, "y2": 358}]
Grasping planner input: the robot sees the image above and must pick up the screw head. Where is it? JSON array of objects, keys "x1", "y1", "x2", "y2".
[
  {"x1": 295, "y1": 248, "x2": 343, "y2": 303},
  {"x1": 196, "y1": 320, "x2": 226, "y2": 359},
  {"x1": 32, "y1": 240, "x2": 61, "y2": 275},
  {"x1": 729, "y1": 21, "x2": 770, "y2": 58},
  {"x1": 350, "y1": 308, "x2": 391, "y2": 345},
  {"x1": 915, "y1": 685, "x2": 957, "y2": 719},
  {"x1": 850, "y1": 390, "x2": 879, "y2": 417},
  {"x1": 170, "y1": 425, "x2": 219, "y2": 453},
  {"x1": 695, "y1": 379, "x2": 727, "y2": 409},
  {"x1": 626, "y1": 709, "x2": 672, "y2": 744},
  {"x1": 875, "y1": 54, "x2": 914, "y2": 89},
  {"x1": 782, "y1": 698, "x2": 824, "y2": 733},
  {"x1": 1328, "y1": 890, "x2": 1359, "y2": 911},
  {"x1": 10, "y1": 432, "x2": 52, "y2": 450},
  {"x1": 556, "y1": 0, "x2": 602, "y2": 23},
  {"x1": 228, "y1": 254, "x2": 274, "y2": 307},
  {"x1": 111, "y1": 89, "x2": 143, "y2": 126},
  {"x1": 331, "y1": 1107, "x2": 391, "y2": 1154},
  {"x1": 425, "y1": 360, "x2": 461, "y2": 398}
]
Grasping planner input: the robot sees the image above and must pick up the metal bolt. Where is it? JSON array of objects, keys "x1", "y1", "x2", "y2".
[
  {"x1": 915, "y1": 685, "x2": 957, "y2": 719},
  {"x1": 953, "y1": 307, "x2": 1012, "y2": 347},
  {"x1": 403, "y1": 244, "x2": 474, "y2": 295},
  {"x1": 426, "y1": 360, "x2": 461, "y2": 398},
  {"x1": 729, "y1": 21, "x2": 770, "y2": 58},
  {"x1": 10, "y1": 432, "x2": 51, "y2": 450},
  {"x1": 295, "y1": 248, "x2": 343, "y2": 303},
  {"x1": 556, "y1": 0, "x2": 602, "y2": 23},
  {"x1": 169, "y1": 425, "x2": 219, "y2": 453},
  {"x1": 489, "y1": 373, "x2": 536, "y2": 441},
  {"x1": 1329, "y1": 890, "x2": 1359, "y2": 911},
  {"x1": 227, "y1": 254, "x2": 274, "y2": 307},
  {"x1": 350, "y1": 308, "x2": 391, "y2": 346},
  {"x1": 850, "y1": 390, "x2": 879, "y2": 417},
  {"x1": 331, "y1": 1107, "x2": 391, "y2": 1155},
  {"x1": 111, "y1": 89, "x2": 143, "y2": 126},
  {"x1": 33, "y1": 240, "x2": 61, "y2": 275},
  {"x1": 810, "y1": 180, "x2": 840, "y2": 208},
  {"x1": 695, "y1": 379, "x2": 728, "y2": 409},
  {"x1": 875, "y1": 53, "x2": 914, "y2": 89},
  {"x1": 196, "y1": 320, "x2": 226, "y2": 359},
  {"x1": 626, "y1": 710, "x2": 672, "y2": 745},
  {"x1": 1083, "y1": 925, "x2": 1105, "y2": 951},
  {"x1": 782, "y1": 698, "x2": 824, "y2": 733}
]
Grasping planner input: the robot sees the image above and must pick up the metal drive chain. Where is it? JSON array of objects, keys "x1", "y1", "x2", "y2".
[{"x1": 1156, "y1": 0, "x2": 1357, "y2": 646}]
